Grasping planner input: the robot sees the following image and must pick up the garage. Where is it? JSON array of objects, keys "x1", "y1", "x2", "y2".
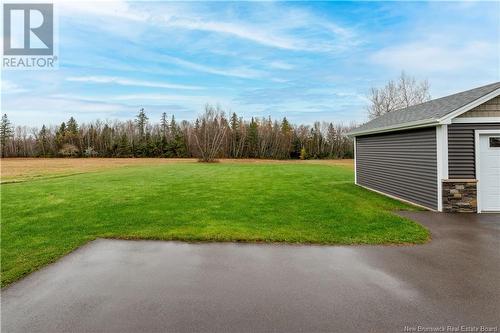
[
  {"x1": 477, "y1": 132, "x2": 500, "y2": 212},
  {"x1": 349, "y1": 82, "x2": 500, "y2": 213}
]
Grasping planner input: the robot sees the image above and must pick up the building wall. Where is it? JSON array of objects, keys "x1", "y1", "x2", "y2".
[
  {"x1": 356, "y1": 127, "x2": 438, "y2": 210},
  {"x1": 458, "y1": 96, "x2": 500, "y2": 118},
  {"x1": 448, "y1": 123, "x2": 500, "y2": 179}
]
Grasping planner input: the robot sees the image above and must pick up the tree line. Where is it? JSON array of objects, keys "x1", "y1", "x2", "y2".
[
  {"x1": 0, "y1": 106, "x2": 355, "y2": 160},
  {"x1": 1, "y1": 73, "x2": 431, "y2": 160}
]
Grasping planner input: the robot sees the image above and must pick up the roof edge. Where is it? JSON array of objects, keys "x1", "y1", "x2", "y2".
[
  {"x1": 349, "y1": 86, "x2": 500, "y2": 137},
  {"x1": 348, "y1": 119, "x2": 438, "y2": 137},
  {"x1": 438, "y1": 87, "x2": 500, "y2": 124}
]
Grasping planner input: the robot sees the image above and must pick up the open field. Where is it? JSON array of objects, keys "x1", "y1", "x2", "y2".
[
  {"x1": 1, "y1": 158, "x2": 354, "y2": 183},
  {"x1": 1, "y1": 159, "x2": 428, "y2": 287}
]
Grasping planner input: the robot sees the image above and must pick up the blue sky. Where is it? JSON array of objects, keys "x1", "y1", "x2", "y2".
[{"x1": 2, "y1": 0, "x2": 499, "y2": 127}]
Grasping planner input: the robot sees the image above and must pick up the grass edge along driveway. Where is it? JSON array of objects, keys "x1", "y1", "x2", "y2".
[{"x1": 1, "y1": 162, "x2": 429, "y2": 287}]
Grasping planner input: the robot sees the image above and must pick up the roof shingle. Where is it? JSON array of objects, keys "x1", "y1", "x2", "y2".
[{"x1": 350, "y1": 82, "x2": 500, "y2": 136}]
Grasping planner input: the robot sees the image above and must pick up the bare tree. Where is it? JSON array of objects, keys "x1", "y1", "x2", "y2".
[
  {"x1": 0, "y1": 111, "x2": 356, "y2": 159},
  {"x1": 193, "y1": 104, "x2": 228, "y2": 162},
  {"x1": 367, "y1": 72, "x2": 431, "y2": 119}
]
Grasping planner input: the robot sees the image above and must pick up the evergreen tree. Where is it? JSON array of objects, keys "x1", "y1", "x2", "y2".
[
  {"x1": 170, "y1": 115, "x2": 177, "y2": 136},
  {"x1": 281, "y1": 117, "x2": 291, "y2": 133},
  {"x1": 117, "y1": 133, "x2": 132, "y2": 157},
  {"x1": 67, "y1": 117, "x2": 78, "y2": 134},
  {"x1": 230, "y1": 112, "x2": 239, "y2": 131},
  {"x1": 0, "y1": 114, "x2": 13, "y2": 157},
  {"x1": 101, "y1": 124, "x2": 112, "y2": 156},
  {"x1": 135, "y1": 108, "x2": 148, "y2": 139},
  {"x1": 55, "y1": 122, "x2": 66, "y2": 148},
  {"x1": 229, "y1": 112, "x2": 241, "y2": 158},
  {"x1": 166, "y1": 116, "x2": 188, "y2": 157},
  {"x1": 160, "y1": 112, "x2": 168, "y2": 139},
  {"x1": 247, "y1": 118, "x2": 259, "y2": 157},
  {"x1": 326, "y1": 123, "x2": 336, "y2": 158},
  {"x1": 66, "y1": 117, "x2": 79, "y2": 149},
  {"x1": 37, "y1": 125, "x2": 49, "y2": 156}
]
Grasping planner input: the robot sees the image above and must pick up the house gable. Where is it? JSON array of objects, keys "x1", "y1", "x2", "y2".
[{"x1": 458, "y1": 95, "x2": 500, "y2": 118}]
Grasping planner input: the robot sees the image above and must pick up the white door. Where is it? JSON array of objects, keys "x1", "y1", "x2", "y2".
[{"x1": 479, "y1": 134, "x2": 500, "y2": 212}]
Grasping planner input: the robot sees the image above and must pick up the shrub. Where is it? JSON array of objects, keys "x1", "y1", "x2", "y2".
[
  {"x1": 300, "y1": 147, "x2": 307, "y2": 160},
  {"x1": 59, "y1": 144, "x2": 79, "y2": 157},
  {"x1": 83, "y1": 147, "x2": 98, "y2": 157}
]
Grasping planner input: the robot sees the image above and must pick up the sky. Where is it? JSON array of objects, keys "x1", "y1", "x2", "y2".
[{"x1": 2, "y1": 0, "x2": 499, "y2": 127}]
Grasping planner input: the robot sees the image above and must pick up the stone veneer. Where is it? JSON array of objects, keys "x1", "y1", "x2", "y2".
[{"x1": 442, "y1": 179, "x2": 477, "y2": 213}]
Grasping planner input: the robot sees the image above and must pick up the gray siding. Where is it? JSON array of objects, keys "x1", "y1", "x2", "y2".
[
  {"x1": 356, "y1": 127, "x2": 437, "y2": 210},
  {"x1": 448, "y1": 123, "x2": 500, "y2": 179}
]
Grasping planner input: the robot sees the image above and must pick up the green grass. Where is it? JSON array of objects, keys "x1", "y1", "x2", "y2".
[{"x1": 1, "y1": 162, "x2": 429, "y2": 287}]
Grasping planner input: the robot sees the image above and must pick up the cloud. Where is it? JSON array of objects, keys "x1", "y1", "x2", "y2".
[
  {"x1": 66, "y1": 76, "x2": 203, "y2": 90},
  {"x1": 268, "y1": 61, "x2": 294, "y2": 70},
  {"x1": 5, "y1": 1, "x2": 497, "y2": 128},
  {"x1": 162, "y1": 18, "x2": 304, "y2": 51},
  {"x1": 3, "y1": 92, "x2": 208, "y2": 125},
  {"x1": 48, "y1": 93, "x2": 230, "y2": 112},
  {"x1": 235, "y1": 85, "x2": 366, "y2": 107},
  {"x1": 22, "y1": 96, "x2": 127, "y2": 113},
  {"x1": 158, "y1": 55, "x2": 266, "y2": 79},
  {"x1": 58, "y1": 1, "x2": 358, "y2": 53},
  {"x1": 158, "y1": 12, "x2": 358, "y2": 53},
  {"x1": 371, "y1": 40, "x2": 497, "y2": 73},
  {"x1": 107, "y1": 93, "x2": 218, "y2": 104},
  {"x1": 1, "y1": 80, "x2": 28, "y2": 94},
  {"x1": 57, "y1": 0, "x2": 146, "y2": 22}
]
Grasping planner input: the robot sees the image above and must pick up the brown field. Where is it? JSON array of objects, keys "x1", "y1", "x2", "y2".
[{"x1": 1, "y1": 158, "x2": 354, "y2": 183}]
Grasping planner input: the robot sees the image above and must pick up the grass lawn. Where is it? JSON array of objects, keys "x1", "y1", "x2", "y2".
[{"x1": 1, "y1": 160, "x2": 429, "y2": 287}]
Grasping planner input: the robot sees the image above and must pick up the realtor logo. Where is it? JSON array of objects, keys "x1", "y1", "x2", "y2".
[
  {"x1": 3, "y1": 3, "x2": 53, "y2": 55},
  {"x1": 2, "y1": 3, "x2": 57, "y2": 69}
]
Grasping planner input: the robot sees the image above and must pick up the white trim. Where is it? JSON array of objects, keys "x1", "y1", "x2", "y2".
[
  {"x1": 452, "y1": 117, "x2": 500, "y2": 124},
  {"x1": 442, "y1": 125, "x2": 449, "y2": 180},
  {"x1": 438, "y1": 88, "x2": 500, "y2": 124},
  {"x1": 354, "y1": 137, "x2": 358, "y2": 185},
  {"x1": 356, "y1": 183, "x2": 437, "y2": 212},
  {"x1": 436, "y1": 125, "x2": 448, "y2": 212},
  {"x1": 474, "y1": 129, "x2": 500, "y2": 213},
  {"x1": 348, "y1": 119, "x2": 438, "y2": 137}
]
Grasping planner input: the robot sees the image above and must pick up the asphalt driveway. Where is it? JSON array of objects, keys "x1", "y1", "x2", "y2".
[{"x1": 2, "y1": 212, "x2": 499, "y2": 333}]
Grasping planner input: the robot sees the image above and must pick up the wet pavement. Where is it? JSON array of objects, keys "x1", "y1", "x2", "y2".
[{"x1": 1, "y1": 212, "x2": 499, "y2": 332}]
